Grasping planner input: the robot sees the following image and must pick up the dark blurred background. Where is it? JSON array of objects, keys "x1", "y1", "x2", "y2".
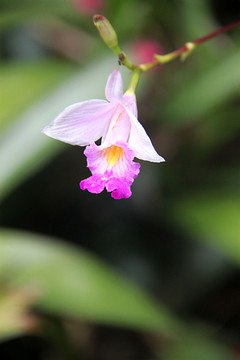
[{"x1": 1, "y1": 0, "x2": 240, "y2": 359}]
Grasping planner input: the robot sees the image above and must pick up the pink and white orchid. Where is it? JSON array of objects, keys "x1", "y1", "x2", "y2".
[{"x1": 42, "y1": 68, "x2": 165, "y2": 199}]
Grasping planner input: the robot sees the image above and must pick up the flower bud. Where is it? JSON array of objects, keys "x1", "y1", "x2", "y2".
[{"x1": 93, "y1": 14, "x2": 118, "y2": 51}]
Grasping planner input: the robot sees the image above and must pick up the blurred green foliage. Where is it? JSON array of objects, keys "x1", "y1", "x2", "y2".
[
  {"x1": 0, "y1": 0, "x2": 240, "y2": 359},
  {"x1": 0, "y1": 229, "x2": 179, "y2": 335},
  {"x1": 0, "y1": 61, "x2": 73, "y2": 130},
  {"x1": 164, "y1": 50, "x2": 240, "y2": 124},
  {"x1": 171, "y1": 192, "x2": 240, "y2": 264}
]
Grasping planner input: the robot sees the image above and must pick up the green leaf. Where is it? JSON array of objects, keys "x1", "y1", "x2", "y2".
[
  {"x1": 0, "y1": 228, "x2": 179, "y2": 335},
  {"x1": 0, "y1": 61, "x2": 73, "y2": 130},
  {"x1": 163, "y1": 332, "x2": 237, "y2": 360},
  {"x1": 0, "y1": 1, "x2": 76, "y2": 29},
  {"x1": 170, "y1": 192, "x2": 240, "y2": 265}
]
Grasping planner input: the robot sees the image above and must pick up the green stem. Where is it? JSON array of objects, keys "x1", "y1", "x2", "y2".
[
  {"x1": 154, "y1": 42, "x2": 196, "y2": 65},
  {"x1": 118, "y1": 51, "x2": 136, "y2": 70},
  {"x1": 126, "y1": 69, "x2": 141, "y2": 94}
]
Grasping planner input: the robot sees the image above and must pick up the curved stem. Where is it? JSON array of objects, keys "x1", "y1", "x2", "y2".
[
  {"x1": 126, "y1": 69, "x2": 141, "y2": 94},
  {"x1": 125, "y1": 18, "x2": 240, "y2": 71},
  {"x1": 153, "y1": 18, "x2": 240, "y2": 66}
]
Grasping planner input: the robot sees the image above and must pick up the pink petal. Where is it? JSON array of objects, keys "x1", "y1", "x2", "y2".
[
  {"x1": 80, "y1": 142, "x2": 140, "y2": 199},
  {"x1": 42, "y1": 100, "x2": 114, "y2": 146},
  {"x1": 80, "y1": 175, "x2": 132, "y2": 199},
  {"x1": 126, "y1": 108, "x2": 165, "y2": 163},
  {"x1": 80, "y1": 174, "x2": 105, "y2": 194},
  {"x1": 105, "y1": 68, "x2": 123, "y2": 102},
  {"x1": 106, "y1": 177, "x2": 132, "y2": 199}
]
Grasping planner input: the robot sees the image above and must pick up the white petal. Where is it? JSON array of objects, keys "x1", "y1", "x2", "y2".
[
  {"x1": 105, "y1": 68, "x2": 123, "y2": 102},
  {"x1": 123, "y1": 92, "x2": 138, "y2": 118},
  {"x1": 126, "y1": 108, "x2": 165, "y2": 163},
  {"x1": 101, "y1": 106, "x2": 131, "y2": 148},
  {"x1": 42, "y1": 99, "x2": 114, "y2": 146}
]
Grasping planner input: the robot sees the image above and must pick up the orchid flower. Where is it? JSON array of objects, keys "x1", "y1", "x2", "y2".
[{"x1": 42, "y1": 68, "x2": 165, "y2": 199}]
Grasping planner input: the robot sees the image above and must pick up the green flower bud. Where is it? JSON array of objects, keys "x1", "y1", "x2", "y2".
[{"x1": 93, "y1": 15, "x2": 119, "y2": 51}]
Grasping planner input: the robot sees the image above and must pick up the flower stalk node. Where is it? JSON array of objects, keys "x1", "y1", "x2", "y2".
[
  {"x1": 118, "y1": 52, "x2": 125, "y2": 63},
  {"x1": 180, "y1": 42, "x2": 196, "y2": 61},
  {"x1": 118, "y1": 52, "x2": 135, "y2": 70}
]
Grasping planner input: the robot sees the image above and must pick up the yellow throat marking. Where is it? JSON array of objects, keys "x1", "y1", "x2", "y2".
[{"x1": 104, "y1": 145, "x2": 124, "y2": 166}]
